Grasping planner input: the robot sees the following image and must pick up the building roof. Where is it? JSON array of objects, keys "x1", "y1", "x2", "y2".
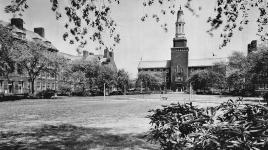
[
  {"x1": 189, "y1": 58, "x2": 228, "y2": 67},
  {"x1": 138, "y1": 60, "x2": 171, "y2": 69},
  {"x1": 58, "y1": 52, "x2": 112, "y2": 65},
  {"x1": 57, "y1": 52, "x2": 81, "y2": 61},
  {"x1": 0, "y1": 20, "x2": 58, "y2": 51},
  {"x1": 138, "y1": 58, "x2": 228, "y2": 69}
]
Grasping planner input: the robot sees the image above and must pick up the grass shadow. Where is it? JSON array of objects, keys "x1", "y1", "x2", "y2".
[{"x1": 0, "y1": 124, "x2": 158, "y2": 150}]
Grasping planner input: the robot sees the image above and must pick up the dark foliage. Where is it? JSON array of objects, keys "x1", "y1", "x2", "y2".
[
  {"x1": 71, "y1": 89, "x2": 91, "y2": 96},
  {"x1": 57, "y1": 83, "x2": 72, "y2": 96},
  {"x1": 36, "y1": 89, "x2": 56, "y2": 99},
  {"x1": 147, "y1": 99, "x2": 268, "y2": 150}
]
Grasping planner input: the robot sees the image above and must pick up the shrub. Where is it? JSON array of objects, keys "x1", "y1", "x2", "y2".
[
  {"x1": 58, "y1": 84, "x2": 72, "y2": 96},
  {"x1": 71, "y1": 89, "x2": 91, "y2": 96},
  {"x1": 147, "y1": 99, "x2": 268, "y2": 150},
  {"x1": 36, "y1": 89, "x2": 56, "y2": 99}
]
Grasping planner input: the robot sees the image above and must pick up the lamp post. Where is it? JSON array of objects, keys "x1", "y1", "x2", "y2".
[
  {"x1": 189, "y1": 81, "x2": 192, "y2": 102},
  {"x1": 140, "y1": 80, "x2": 143, "y2": 93},
  {"x1": 104, "y1": 83, "x2": 106, "y2": 101}
]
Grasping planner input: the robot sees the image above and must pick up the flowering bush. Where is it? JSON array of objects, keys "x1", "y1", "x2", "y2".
[{"x1": 147, "y1": 99, "x2": 268, "y2": 150}]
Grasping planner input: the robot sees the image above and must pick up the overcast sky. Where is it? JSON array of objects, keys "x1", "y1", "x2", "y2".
[{"x1": 0, "y1": 0, "x2": 259, "y2": 78}]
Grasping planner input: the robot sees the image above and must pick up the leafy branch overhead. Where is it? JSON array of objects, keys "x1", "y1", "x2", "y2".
[
  {"x1": 141, "y1": 0, "x2": 268, "y2": 48},
  {"x1": 5, "y1": 0, "x2": 268, "y2": 49},
  {"x1": 5, "y1": 0, "x2": 121, "y2": 51}
]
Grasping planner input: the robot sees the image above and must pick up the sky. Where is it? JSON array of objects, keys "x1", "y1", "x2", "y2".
[{"x1": 0, "y1": 0, "x2": 260, "y2": 78}]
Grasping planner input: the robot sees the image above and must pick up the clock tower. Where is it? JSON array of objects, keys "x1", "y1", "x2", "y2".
[{"x1": 170, "y1": 6, "x2": 189, "y2": 91}]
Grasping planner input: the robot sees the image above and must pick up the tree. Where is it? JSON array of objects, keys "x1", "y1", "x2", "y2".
[
  {"x1": 83, "y1": 60, "x2": 101, "y2": 90},
  {"x1": 188, "y1": 69, "x2": 225, "y2": 92},
  {"x1": 137, "y1": 71, "x2": 164, "y2": 91},
  {"x1": 226, "y1": 51, "x2": 249, "y2": 93},
  {"x1": 226, "y1": 71, "x2": 245, "y2": 93},
  {"x1": 5, "y1": 0, "x2": 268, "y2": 49},
  {"x1": 228, "y1": 51, "x2": 248, "y2": 72},
  {"x1": 71, "y1": 70, "x2": 88, "y2": 93},
  {"x1": 12, "y1": 41, "x2": 61, "y2": 94},
  {"x1": 212, "y1": 61, "x2": 227, "y2": 76},
  {"x1": 95, "y1": 65, "x2": 117, "y2": 92},
  {"x1": 0, "y1": 24, "x2": 23, "y2": 79},
  {"x1": 247, "y1": 46, "x2": 268, "y2": 90},
  {"x1": 5, "y1": 0, "x2": 120, "y2": 52},
  {"x1": 59, "y1": 59, "x2": 97, "y2": 95},
  {"x1": 141, "y1": 0, "x2": 268, "y2": 48},
  {"x1": 116, "y1": 69, "x2": 130, "y2": 94}
]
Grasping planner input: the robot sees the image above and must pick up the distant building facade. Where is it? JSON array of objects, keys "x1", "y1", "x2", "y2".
[
  {"x1": 58, "y1": 48, "x2": 117, "y2": 71},
  {"x1": 138, "y1": 8, "x2": 227, "y2": 91}
]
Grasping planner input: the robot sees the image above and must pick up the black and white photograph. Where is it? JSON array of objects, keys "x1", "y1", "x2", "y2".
[{"x1": 0, "y1": 0, "x2": 268, "y2": 149}]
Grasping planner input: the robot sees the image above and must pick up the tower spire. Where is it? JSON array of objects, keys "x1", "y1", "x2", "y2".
[{"x1": 175, "y1": 6, "x2": 185, "y2": 39}]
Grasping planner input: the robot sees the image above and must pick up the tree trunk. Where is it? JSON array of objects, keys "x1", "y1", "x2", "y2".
[{"x1": 31, "y1": 79, "x2": 35, "y2": 95}]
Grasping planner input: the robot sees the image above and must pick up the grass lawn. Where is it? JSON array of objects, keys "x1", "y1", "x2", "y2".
[{"x1": 0, "y1": 93, "x2": 262, "y2": 149}]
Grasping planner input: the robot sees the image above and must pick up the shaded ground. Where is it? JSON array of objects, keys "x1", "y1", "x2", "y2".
[
  {"x1": 0, "y1": 124, "x2": 157, "y2": 150},
  {"x1": 0, "y1": 93, "x2": 262, "y2": 149}
]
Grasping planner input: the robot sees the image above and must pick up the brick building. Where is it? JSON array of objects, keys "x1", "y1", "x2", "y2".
[
  {"x1": 138, "y1": 7, "x2": 227, "y2": 91},
  {"x1": 0, "y1": 18, "x2": 58, "y2": 96},
  {"x1": 0, "y1": 18, "x2": 117, "y2": 97}
]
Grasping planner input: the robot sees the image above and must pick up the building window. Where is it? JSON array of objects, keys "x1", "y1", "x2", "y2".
[
  {"x1": 52, "y1": 83, "x2": 55, "y2": 90},
  {"x1": 259, "y1": 84, "x2": 265, "y2": 89},
  {"x1": 37, "y1": 82, "x2": 41, "y2": 90},
  {"x1": 265, "y1": 84, "x2": 268, "y2": 89},
  {"x1": 18, "y1": 81, "x2": 24, "y2": 93},
  {"x1": 8, "y1": 81, "x2": 14, "y2": 94},
  {"x1": 47, "y1": 83, "x2": 50, "y2": 89},
  {"x1": 51, "y1": 73, "x2": 55, "y2": 79},
  {"x1": 3, "y1": 81, "x2": 8, "y2": 92},
  {"x1": 42, "y1": 82, "x2": 46, "y2": 90}
]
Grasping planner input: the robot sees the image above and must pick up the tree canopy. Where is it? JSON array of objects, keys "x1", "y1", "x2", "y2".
[
  {"x1": 188, "y1": 69, "x2": 225, "y2": 91},
  {"x1": 5, "y1": 0, "x2": 121, "y2": 52},
  {"x1": 137, "y1": 71, "x2": 165, "y2": 90},
  {"x1": 11, "y1": 40, "x2": 65, "y2": 94},
  {"x1": 142, "y1": 0, "x2": 268, "y2": 48},
  {"x1": 0, "y1": 24, "x2": 15, "y2": 78},
  {"x1": 116, "y1": 69, "x2": 130, "y2": 92},
  {"x1": 5, "y1": 0, "x2": 268, "y2": 50}
]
